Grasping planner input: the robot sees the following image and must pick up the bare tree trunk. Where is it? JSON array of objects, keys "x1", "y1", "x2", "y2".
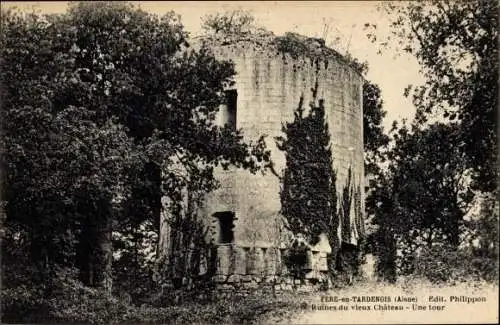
[
  {"x1": 97, "y1": 211, "x2": 113, "y2": 294},
  {"x1": 77, "y1": 199, "x2": 113, "y2": 294},
  {"x1": 427, "y1": 227, "x2": 434, "y2": 248}
]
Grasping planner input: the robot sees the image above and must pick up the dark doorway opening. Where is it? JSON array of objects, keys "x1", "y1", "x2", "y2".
[{"x1": 214, "y1": 211, "x2": 235, "y2": 244}]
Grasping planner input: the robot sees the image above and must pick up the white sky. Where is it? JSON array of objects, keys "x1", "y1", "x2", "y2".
[{"x1": 3, "y1": 1, "x2": 426, "y2": 130}]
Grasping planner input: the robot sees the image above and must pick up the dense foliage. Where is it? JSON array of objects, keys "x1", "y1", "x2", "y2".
[
  {"x1": 275, "y1": 83, "x2": 349, "y2": 282},
  {"x1": 1, "y1": 2, "x2": 271, "y2": 322},
  {"x1": 364, "y1": 0, "x2": 498, "y2": 283},
  {"x1": 370, "y1": 123, "x2": 471, "y2": 275},
  {"x1": 362, "y1": 82, "x2": 390, "y2": 174},
  {"x1": 276, "y1": 83, "x2": 337, "y2": 246},
  {"x1": 201, "y1": 9, "x2": 259, "y2": 35},
  {"x1": 2, "y1": 2, "x2": 497, "y2": 322},
  {"x1": 368, "y1": 122, "x2": 498, "y2": 283},
  {"x1": 369, "y1": 0, "x2": 498, "y2": 192}
]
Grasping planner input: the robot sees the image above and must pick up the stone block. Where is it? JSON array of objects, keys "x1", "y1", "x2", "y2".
[
  {"x1": 253, "y1": 276, "x2": 263, "y2": 283},
  {"x1": 297, "y1": 285, "x2": 312, "y2": 293},
  {"x1": 254, "y1": 247, "x2": 265, "y2": 275},
  {"x1": 220, "y1": 284, "x2": 234, "y2": 290},
  {"x1": 247, "y1": 247, "x2": 264, "y2": 275},
  {"x1": 214, "y1": 275, "x2": 227, "y2": 283},
  {"x1": 245, "y1": 248, "x2": 254, "y2": 274},
  {"x1": 317, "y1": 253, "x2": 328, "y2": 272},
  {"x1": 233, "y1": 246, "x2": 247, "y2": 275},
  {"x1": 274, "y1": 248, "x2": 282, "y2": 275},
  {"x1": 305, "y1": 250, "x2": 313, "y2": 271},
  {"x1": 246, "y1": 281, "x2": 258, "y2": 289},
  {"x1": 306, "y1": 269, "x2": 322, "y2": 281},
  {"x1": 265, "y1": 275, "x2": 277, "y2": 283},
  {"x1": 265, "y1": 247, "x2": 278, "y2": 275},
  {"x1": 216, "y1": 245, "x2": 232, "y2": 276}
]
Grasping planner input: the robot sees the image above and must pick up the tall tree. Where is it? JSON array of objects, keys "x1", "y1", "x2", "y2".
[
  {"x1": 1, "y1": 2, "x2": 269, "y2": 292},
  {"x1": 371, "y1": 122, "x2": 474, "y2": 276},
  {"x1": 370, "y1": 0, "x2": 498, "y2": 192},
  {"x1": 366, "y1": 171, "x2": 397, "y2": 282},
  {"x1": 362, "y1": 82, "x2": 390, "y2": 174}
]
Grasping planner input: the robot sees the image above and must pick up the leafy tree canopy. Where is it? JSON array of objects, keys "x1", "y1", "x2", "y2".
[
  {"x1": 367, "y1": 0, "x2": 498, "y2": 192},
  {"x1": 369, "y1": 121, "x2": 476, "y2": 276},
  {"x1": 0, "y1": 1, "x2": 270, "y2": 287}
]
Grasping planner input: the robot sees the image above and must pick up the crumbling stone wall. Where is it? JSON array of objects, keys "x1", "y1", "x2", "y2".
[{"x1": 193, "y1": 33, "x2": 365, "y2": 285}]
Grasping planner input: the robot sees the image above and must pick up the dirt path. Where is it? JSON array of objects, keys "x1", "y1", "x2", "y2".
[{"x1": 264, "y1": 281, "x2": 499, "y2": 325}]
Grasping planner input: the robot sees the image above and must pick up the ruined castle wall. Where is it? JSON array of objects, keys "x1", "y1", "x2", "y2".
[{"x1": 201, "y1": 38, "x2": 365, "y2": 255}]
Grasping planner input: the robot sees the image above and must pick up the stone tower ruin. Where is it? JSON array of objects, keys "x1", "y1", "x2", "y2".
[{"x1": 160, "y1": 32, "x2": 365, "y2": 285}]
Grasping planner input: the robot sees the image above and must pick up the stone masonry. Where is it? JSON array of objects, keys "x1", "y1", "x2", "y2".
[{"x1": 161, "y1": 33, "x2": 365, "y2": 286}]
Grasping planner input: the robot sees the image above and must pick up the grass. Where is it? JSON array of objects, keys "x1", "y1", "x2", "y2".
[{"x1": 3, "y1": 277, "x2": 497, "y2": 324}]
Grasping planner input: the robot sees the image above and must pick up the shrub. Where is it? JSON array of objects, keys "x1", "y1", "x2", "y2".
[
  {"x1": 1, "y1": 266, "x2": 133, "y2": 324},
  {"x1": 1, "y1": 260, "x2": 53, "y2": 323},
  {"x1": 47, "y1": 268, "x2": 134, "y2": 324},
  {"x1": 1, "y1": 263, "x2": 301, "y2": 324},
  {"x1": 1, "y1": 282, "x2": 50, "y2": 323},
  {"x1": 283, "y1": 240, "x2": 309, "y2": 280},
  {"x1": 413, "y1": 245, "x2": 498, "y2": 284}
]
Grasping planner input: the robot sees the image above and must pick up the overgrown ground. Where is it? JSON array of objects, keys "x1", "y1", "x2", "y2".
[
  {"x1": 125, "y1": 278, "x2": 498, "y2": 325},
  {"x1": 2, "y1": 278, "x2": 498, "y2": 324},
  {"x1": 119, "y1": 279, "x2": 499, "y2": 325}
]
